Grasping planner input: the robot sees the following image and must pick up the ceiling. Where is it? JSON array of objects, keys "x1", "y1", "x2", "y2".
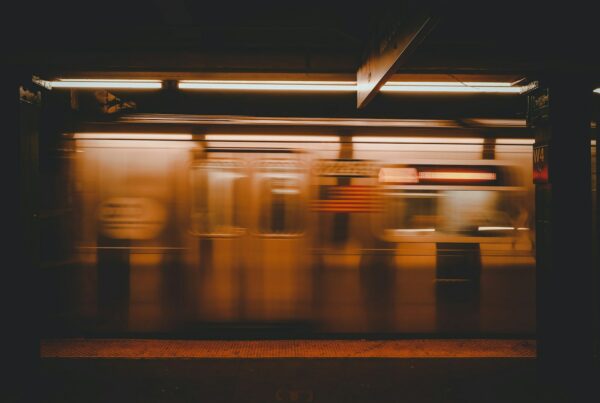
[
  {"x1": 6, "y1": 0, "x2": 599, "y2": 123},
  {"x1": 5, "y1": 0, "x2": 599, "y2": 75}
]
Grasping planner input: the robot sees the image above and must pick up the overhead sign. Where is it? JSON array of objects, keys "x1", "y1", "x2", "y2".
[
  {"x1": 527, "y1": 87, "x2": 550, "y2": 126},
  {"x1": 533, "y1": 144, "x2": 550, "y2": 184},
  {"x1": 379, "y1": 164, "x2": 502, "y2": 186},
  {"x1": 99, "y1": 197, "x2": 167, "y2": 240},
  {"x1": 314, "y1": 159, "x2": 377, "y2": 178}
]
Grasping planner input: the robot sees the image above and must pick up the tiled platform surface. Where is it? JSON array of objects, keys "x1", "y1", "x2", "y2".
[
  {"x1": 41, "y1": 338, "x2": 535, "y2": 358},
  {"x1": 35, "y1": 339, "x2": 545, "y2": 402}
]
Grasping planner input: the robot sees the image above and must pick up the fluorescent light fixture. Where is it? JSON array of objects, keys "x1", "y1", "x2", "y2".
[
  {"x1": 180, "y1": 80, "x2": 524, "y2": 93},
  {"x1": 51, "y1": 79, "x2": 162, "y2": 89},
  {"x1": 179, "y1": 80, "x2": 356, "y2": 92},
  {"x1": 72, "y1": 133, "x2": 192, "y2": 140},
  {"x1": 353, "y1": 136, "x2": 484, "y2": 144},
  {"x1": 478, "y1": 226, "x2": 515, "y2": 231},
  {"x1": 205, "y1": 134, "x2": 339, "y2": 142},
  {"x1": 48, "y1": 78, "x2": 533, "y2": 93},
  {"x1": 594, "y1": 88, "x2": 600, "y2": 94},
  {"x1": 388, "y1": 81, "x2": 514, "y2": 87},
  {"x1": 382, "y1": 81, "x2": 523, "y2": 93}
]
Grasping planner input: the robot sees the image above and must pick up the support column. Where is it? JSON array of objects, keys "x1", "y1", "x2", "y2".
[
  {"x1": 529, "y1": 76, "x2": 595, "y2": 400},
  {"x1": 3, "y1": 74, "x2": 42, "y2": 401},
  {"x1": 595, "y1": 110, "x2": 600, "y2": 363}
]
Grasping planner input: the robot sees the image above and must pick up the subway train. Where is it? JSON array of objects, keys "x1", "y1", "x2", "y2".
[{"x1": 42, "y1": 132, "x2": 537, "y2": 336}]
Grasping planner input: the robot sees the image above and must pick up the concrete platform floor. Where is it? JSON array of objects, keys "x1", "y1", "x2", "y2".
[
  {"x1": 40, "y1": 357, "x2": 537, "y2": 403},
  {"x1": 41, "y1": 338, "x2": 536, "y2": 358},
  {"x1": 32, "y1": 339, "x2": 548, "y2": 402}
]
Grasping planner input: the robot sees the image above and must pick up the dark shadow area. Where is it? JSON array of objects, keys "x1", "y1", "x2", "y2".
[{"x1": 40, "y1": 358, "x2": 540, "y2": 403}]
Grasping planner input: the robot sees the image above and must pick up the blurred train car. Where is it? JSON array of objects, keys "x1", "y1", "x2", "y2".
[{"x1": 42, "y1": 131, "x2": 537, "y2": 336}]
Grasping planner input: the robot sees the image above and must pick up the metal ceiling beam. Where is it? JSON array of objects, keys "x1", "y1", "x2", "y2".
[{"x1": 356, "y1": 8, "x2": 440, "y2": 109}]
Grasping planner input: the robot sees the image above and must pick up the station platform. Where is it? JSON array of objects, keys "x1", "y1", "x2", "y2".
[
  {"x1": 41, "y1": 338, "x2": 535, "y2": 358},
  {"x1": 37, "y1": 339, "x2": 540, "y2": 402}
]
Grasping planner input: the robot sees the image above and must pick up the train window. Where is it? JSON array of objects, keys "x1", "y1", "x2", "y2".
[
  {"x1": 438, "y1": 190, "x2": 514, "y2": 235},
  {"x1": 190, "y1": 159, "x2": 246, "y2": 237},
  {"x1": 255, "y1": 160, "x2": 306, "y2": 236},
  {"x1": 377, "y1": 163, "x2": 529, "y2": 238},
  {"x1": 382, "y1": 191, "x2": 439, "y2": 235},
  {"x1": 440, "y1": 190, "x2": 526, "y2": 236}
]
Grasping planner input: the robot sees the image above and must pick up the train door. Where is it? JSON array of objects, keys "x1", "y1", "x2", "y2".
[
  {"x1": 246, "y1": 158, "x2": 311, "y2": 321},
  {"x1": 190, "y1": 148, "x2": 311, "y2": 325},
  {"x1": 189, "y1": 154, "x2": 246, "y2": 321}
]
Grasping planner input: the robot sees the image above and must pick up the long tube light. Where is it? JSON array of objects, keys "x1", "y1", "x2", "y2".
[
  {"x1": 387, "y1": 81, "x2": 514, "y2": 87},
  {"x1": 594, "y1": 88, "x2": 600, "y2": 94},
  {"x1": 179, "y1": 80, "x2": 355, "y2": 92},
  {"x1": 46, "y1": 78, "x2": 538, "y2": 93},
  {"x1": 381, "y1": 82, "x2": 523, "y2": 93},
  {"x1": 72, "y1": 133, "x2": 192, "y2": 140},
  {"x1": 179, "y1": 79, "x2": 524, "y2": 93},
  {"x1": 51, "y1": 79, "x2": 162, "y2": 89}
]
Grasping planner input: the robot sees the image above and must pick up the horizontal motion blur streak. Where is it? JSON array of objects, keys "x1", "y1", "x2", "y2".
[
  {"x1": 72, "y1": 133, "x2": 193, "y2": 140},
  {"x1": 353, "y1": 137, "x2": 484, "y2": 144},
  {"x1": 205, "y1": 135, "x2": 339, "y2": 142},
  {"x1": 478, "y1": 226, "x2": 530, "y2": 231},
  {"x1": 418, "y1": 172, "x2": 497, "y2": 181}
]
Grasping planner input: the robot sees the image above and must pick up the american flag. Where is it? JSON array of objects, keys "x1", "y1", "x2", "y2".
[{"x1": 311, "y1": 185, "x2": 382, "y2": 212}]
